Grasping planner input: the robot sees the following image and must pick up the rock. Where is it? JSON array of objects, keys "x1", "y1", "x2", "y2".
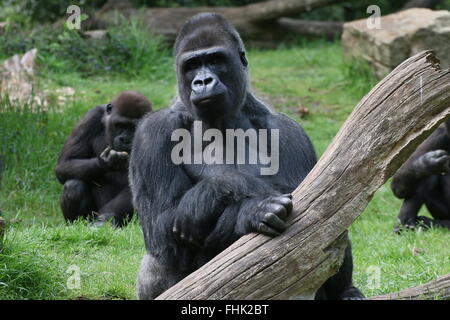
[
  {"x1": 0, "y1": 49, "x2": 75, "y2": 110},
  {"x1": 0, "y1": 48, "x2": 38, "y2": 106},
  {"x1": 342, "y1": 8, "x2": 450, "y2": 78}
]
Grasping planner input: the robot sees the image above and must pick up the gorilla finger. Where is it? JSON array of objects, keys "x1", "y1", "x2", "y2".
[
  {"x1": 100, "y1": 147, "x2": 111, "y2": 161},
  {"x1": 188, "y1": 236, "x2": 204, "y2": 248},
  {"x1": 263, "y1": 212, "x2": 287, "y2": 231},
  {"x1": 257, "y1": 222, "x2": 281, "y2": 237},
  {"x1": 275, "y1": 196, "x2": 293, "y2": 214},
  {"x1": 172, "y1": 218, "x2": 183, "y2": 236},
  {"x1": 432, "y1": 150, "x2": 448, "y2": 157},
  {"x1": 172, "y1": 224, "x2": 180, "y2": 237},
  {"x1": 179, "y1": 232, "x2": 187, "y2": 241},
  {"x1": 265, "y1": 203, "x2": 287, "y2": 219}
]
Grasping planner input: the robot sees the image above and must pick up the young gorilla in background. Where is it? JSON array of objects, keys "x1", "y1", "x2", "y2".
[
  {"x1": 55, "y1": 91, "x2": 152, "y2": 227},
  {"x1": 391, "y1": 120, "x2": 450, "y2": 232},
  {"x1": 130, "y1": 13, "x2": 363, "y2": 300}
]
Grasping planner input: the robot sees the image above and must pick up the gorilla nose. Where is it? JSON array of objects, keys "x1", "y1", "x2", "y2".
[{"x1": 192, "y1": 73, "x2": 217, "y2": 93}]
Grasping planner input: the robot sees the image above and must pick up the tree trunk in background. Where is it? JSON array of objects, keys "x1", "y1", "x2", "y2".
[
  {"x1": 278, "y1": 18, "x2": 343, "y2": 38},
  {"x1": 370, "y1": 274, "x2": 450, "y2": 300},
  {"x1": 402, "y1": 0, "x2": 443, "y2": 10},
  {"x1": 156, "y1": 51, "x2": 450, "y2": 300},
  {"x1": 94, "y1": 0, "x2": 356, "y2": 46}
]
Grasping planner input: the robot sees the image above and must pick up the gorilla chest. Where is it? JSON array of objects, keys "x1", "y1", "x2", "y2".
[{"x1": 183, "y1": 162, "x2": 263, "y2": 180}]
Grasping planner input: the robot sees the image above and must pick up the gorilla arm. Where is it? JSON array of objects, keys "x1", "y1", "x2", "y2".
[
  {"x1": 129, "y1": 108, "x2": 195, "y2": 257},
  {"x1": 205, "y1": 112, "x2": 317, "y2": 249},
  {"x1": 391, "y1": 125, "x2": 450, "y2": 199},
  {"x1": 55, "y1": 106, "x2": 107, "y2": 184}
]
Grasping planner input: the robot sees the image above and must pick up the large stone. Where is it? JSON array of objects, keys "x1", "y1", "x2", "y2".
[
  {"x1": 0, "y1": 48, "x2": 38, "y2": 105},
  {"x1": 0, "y1": 48, "x2": 75, "y2": 110},
  {"x1": 342, "y1": 8, "x2": 450, "y2": 78}
]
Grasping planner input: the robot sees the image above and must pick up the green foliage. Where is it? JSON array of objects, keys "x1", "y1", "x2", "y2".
[
  {"x1": 0, "y1": 227, "x2": 66, "y2": 299},
  {"x1": 1, "y1": 0, "x2": 107, "y2": 23},
  {"x1": 0, "y1": 17, "x2": 170, "y2": 79}
]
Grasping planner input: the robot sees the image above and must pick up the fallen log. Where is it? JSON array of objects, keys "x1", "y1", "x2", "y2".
[
  {"x1": 370, "y1": 274, "x2": 450, "y2": 300},
  {"x1": 402, "y1": 0, "x2": 443, "y2": 10},
  {"x1": 94, "y1": 0, "x2": 355, "y2": 46},
  {"x1": 157, "y1": 50, "x2": 450, "y2": 300},
  {"x1": 277, "y1": 18, "x2": 343, "y2": 38}
]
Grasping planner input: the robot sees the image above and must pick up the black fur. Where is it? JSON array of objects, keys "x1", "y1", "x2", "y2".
[
  {"x1": 130, "y1": 13, "x2": 363, "y2": 299},
  {"x1": 55, "y1": 91, "x2": 151, "y2": 226},
  {"x1": 391, "y1": 120, "x2": 450, "y2": 232}
]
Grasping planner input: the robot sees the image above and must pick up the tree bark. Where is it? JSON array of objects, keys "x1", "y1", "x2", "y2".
[
  {"x1": 402, "y1": 0, "x2": 443, "y2": 10},
  {"x1": 370, "y1": 274, "x2": 450, "y2": 300},
  {"x1": 156, "y1": 51, "x2": 450, "y2": 300},
  {"x1": 94, "y1": 0, "x2": 355, "y2": 46},
  {"x1": 277, "y1": 18, "x2": 343, "y2": 38}
]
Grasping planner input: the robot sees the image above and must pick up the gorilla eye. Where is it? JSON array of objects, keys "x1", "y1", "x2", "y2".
[
  {"x1": 208, "y1": 53, "x2": 226, "y2": 66},
  {"x1": 106, "y1": 104, "x2": 113, "y2": 114},
  {"x1": 185, "y1": 59, "x2": 201, "y2": 72},
  {"x1": 240, "y1": 51, "x2": 248, "y2": 67}
]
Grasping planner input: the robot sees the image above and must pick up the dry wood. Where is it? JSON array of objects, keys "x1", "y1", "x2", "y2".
[
  {"x1": 94, "y1": 0, "x2": 354, "y2": 46},
  {"x1": 402, "y1": 0, "x2": 443, "y2": 10},
  {"x1": 370, "y1": 274, "x2": 450, "y2": 300},
  {"x1": 156, "y1": 51, "x2": 450, "y2": 300},
  {"x1": 278, "y1": 18, "x2": 343, "y2": 38}
]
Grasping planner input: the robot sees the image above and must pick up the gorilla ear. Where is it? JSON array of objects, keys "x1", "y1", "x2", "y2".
[
  {"x1": 106, "y1": 103, "x2": 113, "y2": 114},
  {"x1": 240, "y1": 51, "x2": 248, "y2": 67}
]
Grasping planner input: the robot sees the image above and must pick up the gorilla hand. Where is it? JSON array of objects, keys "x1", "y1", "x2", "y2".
[
  {"x1": 394, "y1": 215, "x2": 435, "y2": 233},
  {"x1": 98, "y1": 147, "x2": 129, "y2": 171},
  {"x1": 172, "y1": 209, "x2": 215, "y2": 248},
  {"x1": 414, "y1": 150, "x2": 450, "y2": 176},
  {"x1": 244, "y1": 194, "x2": 293, "y2": 237}
]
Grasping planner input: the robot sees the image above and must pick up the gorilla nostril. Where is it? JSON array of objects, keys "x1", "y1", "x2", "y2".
[
  {"x1": 193, "y1": 79, "x2": 204, "y2": 86},
  {"x1": 204, "y1": 77, "x2": 213, "y2": 85}
]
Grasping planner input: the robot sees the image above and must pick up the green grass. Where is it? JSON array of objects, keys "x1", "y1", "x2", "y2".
[{"x1": 0, "y1": 38, "x2": 449, "y2": 299}]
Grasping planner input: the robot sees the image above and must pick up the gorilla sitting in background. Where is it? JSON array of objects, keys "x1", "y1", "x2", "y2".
[
  {"x1": 55, "y1": 91, "x2": 152, "y2": 227},
  {"x1": 130, "y1": 13, "x2": 364, "y2": 300},
  {"x1": 391, "y1": 120, "x2": 450, "y2": 232}
]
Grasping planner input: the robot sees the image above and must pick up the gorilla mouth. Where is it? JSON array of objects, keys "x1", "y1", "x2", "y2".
[
  {"x1": 191, "y1": 93, "x2": 225, "y2": 108},
  {"x1": 113, "y1": 144, "x2": 132, "y2": 153}
]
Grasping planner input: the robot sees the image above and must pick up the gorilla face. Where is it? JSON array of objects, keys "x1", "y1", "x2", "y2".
[
  {"x1": 176, "y1": 36, "x2": 248, "y2": 121},
  {"x1": 105, "y1": 104, "x2": 139, "y2": 153}
]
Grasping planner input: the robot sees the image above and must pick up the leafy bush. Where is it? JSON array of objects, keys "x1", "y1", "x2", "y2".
[{"x1": 0, "y1": 17, "x2": 171, "y2": 79}]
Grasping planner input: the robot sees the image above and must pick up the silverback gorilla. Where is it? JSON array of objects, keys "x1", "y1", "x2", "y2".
[
  {"x1": 55, "y1": 91, "x2": 152, "y2": 227},
  {"x1": 391, "y1": 120, "x2": 450, "y2": 232},
  {"x1": 130, "y1": 13, "x2": 363, "y2": 300}
]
